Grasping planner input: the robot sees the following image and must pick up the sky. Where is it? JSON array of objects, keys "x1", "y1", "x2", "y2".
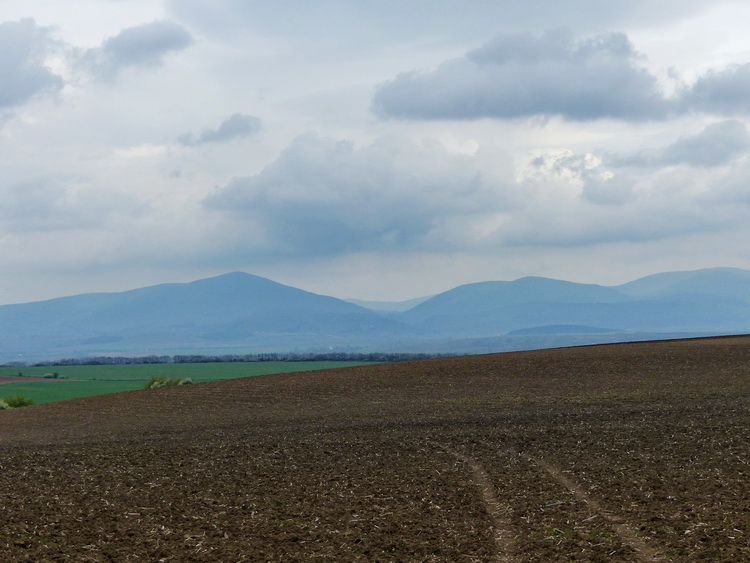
[{"x1": 2, "y1": 1, "x2": 750, "y2": 304}]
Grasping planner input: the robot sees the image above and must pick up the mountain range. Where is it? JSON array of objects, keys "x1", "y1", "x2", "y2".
[{"x1": 2, "y1": 267, "x2": 750, "y2": 363}]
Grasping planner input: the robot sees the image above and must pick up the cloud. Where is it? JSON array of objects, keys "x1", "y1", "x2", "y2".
[
  {"x1": 0, "y1": 18, "x2": 63, "y2": 108},
  {"x1": 167, "y1": 1, "x2": 717, "y2": 49},
  {"x1": 508, "y1": 156, "x2": 734, "y2": 246},
  {"x1": 179, "y1": 113, "x2": 262, "y2": 146},
  {"x1": 517, "y1": 121, "x2": 750, "y2": 225},
  {"x1": 490, "y1": 124, "x2": 750, "y2": 247},
  {"x1": 523, "y1": 150, "x2": 637, "y2": 207},
  {"x1": 373, "y1": 29, "x2": 750, "y2": 123},
  {"x1": 660, "y1": 120, "x2": 750, "y2": 167},
  {"x1": 707, "y1": 159, "x2": 750, "y2": 208},
  {"x1": 681, "y1": 64, "x2": 750, "y2": 116},
  {"x1": 608, "y1": 120, "x2": 750, "y2": 168},
  {"x1": 0, "y1": 177, "x2": 130, "y2": 232},
  {"x1": 203, "y1": 133, "x2": 515, "y2": 257},
  {"x1": 200, "y1": 126, "x2": 750, "y2": 263},
  {"x1": 80, "y1": 21, "x2": 192, "y2": 80},
  {"x1": 0, "y1": 178, "x2": 67, "y2": 228},
  {"x1": 373, "y1": 30, "x2": 671, "y2": 122}
]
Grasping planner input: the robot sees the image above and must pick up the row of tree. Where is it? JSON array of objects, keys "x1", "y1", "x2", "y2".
[{"x1": 5, "y1": 351, "x2": 454, "y2": 368}]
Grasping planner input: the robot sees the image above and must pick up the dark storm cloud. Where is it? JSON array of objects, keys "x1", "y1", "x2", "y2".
[
  {"x1": 373, "y1": 30, "x2": 671, "y2": 122},
  {"x1": 203, "y1": 134, "x2": 511, "y2": 256},
  {"x1": 179, "y1": 113, "x2": 262, "y2": 146},
  {"x1": 81, "y1": 21, "x2": 192, "y2": 80},
  {"x1": 0, "y1": 18, "x2": 63, "y2": 107}
]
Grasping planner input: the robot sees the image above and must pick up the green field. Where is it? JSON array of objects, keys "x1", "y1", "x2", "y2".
[{"x1": 0, "y1": 361, "x2": 373, "y2": 405}]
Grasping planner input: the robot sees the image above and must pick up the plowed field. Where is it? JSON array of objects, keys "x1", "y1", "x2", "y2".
[{"x1": 1, "y1": 336, "x2": 749, "y2": 561}]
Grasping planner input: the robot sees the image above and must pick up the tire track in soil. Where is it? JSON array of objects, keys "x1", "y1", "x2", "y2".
[
  {"x1": 530, "y1": 456, "x2": 663, "y2": 562},
  {"x1": 433, "y1": 443, "x2": 516, "y2": 562}
]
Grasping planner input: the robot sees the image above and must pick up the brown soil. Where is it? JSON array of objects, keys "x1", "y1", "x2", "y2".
[
  {"x1": 0, "y1": 375, "x2": 51, "y2": 384},
  {"x1": 1, "y1": 335, "x2": 749, "y2": 561}
]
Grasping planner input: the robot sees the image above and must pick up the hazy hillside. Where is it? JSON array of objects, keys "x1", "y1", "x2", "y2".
[
  {"x1": 1, "y1": 267, "x2": 750, "y2": 362},
  {"x1": 402, "y1": 268, "x2": 750, "y2": 336},
  {"x1": 615, "y1": 267, "x2": 750, "y2": 300},
  {"x1": 400, "y1": 277, "x2": 629, "y2": 336},
  {"x1": 0, "y1": 272, "x2": 429, "y2": 362}
]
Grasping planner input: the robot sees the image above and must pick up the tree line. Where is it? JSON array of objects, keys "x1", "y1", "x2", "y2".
[{"x1": 3, "y1": 351, "x2": 455, "y2": 368}]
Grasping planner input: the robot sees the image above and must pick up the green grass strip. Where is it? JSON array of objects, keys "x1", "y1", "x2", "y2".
[{"x1": 0, "y1": 361, "x2": 373, "y2": 404}]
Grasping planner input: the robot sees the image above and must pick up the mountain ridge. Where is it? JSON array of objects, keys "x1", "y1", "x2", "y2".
[{"x1": 1, "y1": 267, "x2": 749, "y2": 362}]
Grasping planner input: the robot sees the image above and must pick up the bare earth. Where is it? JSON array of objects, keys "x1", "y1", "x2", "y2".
[
  {"x1": 0, "y1": 375, "x2": 50, "y2": 384},
  {"x1": 1, "y1": 336, "x2": 749, "y2": 561}
]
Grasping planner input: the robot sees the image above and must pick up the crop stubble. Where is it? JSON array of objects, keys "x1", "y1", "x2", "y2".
[{"x1": 1, "y1": 336, "x2": 749, "y2": 561}]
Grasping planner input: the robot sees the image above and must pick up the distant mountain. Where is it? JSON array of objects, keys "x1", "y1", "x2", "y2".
[
  {"x1": 400, "y1": 277, "x2": 630, "y2": 336},
  {"x1": 0, "y1": 272, "x2": 430, "y2": 362},
  {"x1": 402, "y1": 269, "x2": 750, "y2": 336},
  {"x1": 616, "y1": 267, "x2": 750, "y2": 300},
  {"x1": 1, "y1": 267, "x2": 750, "y2": 363}
]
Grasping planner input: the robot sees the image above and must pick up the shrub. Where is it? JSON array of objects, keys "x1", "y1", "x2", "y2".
[
  {"x1": 144, "y1": 376, "x2": 192, "y2": 389},
  {"x1": 0, "y1": 399, "x2": 10, "y2": 410},
  {"x1": 3, "y1": 395, "x2": 34, "y2": 408},
  {"x1": 145, "y1": 376, "x2": 172, "y2": 389}
]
